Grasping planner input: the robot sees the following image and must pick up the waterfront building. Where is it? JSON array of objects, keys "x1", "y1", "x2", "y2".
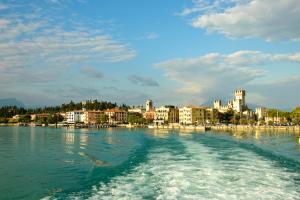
[
  {"x1": 179, "y1": 106, "x2": 206, "y2": 125},
  {"x1": 105, "y1": 108, "x2": 128, "y2": 124},
  {"x1": 82, "y1": 110, "x2": 103, "y2": 124},
  {"x1": 255, "y1": 107, "x2": 267, "y2": 120},
  {"x1": 30, "y1": 113, "x2": 50, "y2": 121},
  {"x1": 179, "y1": 106, "x2": 219, "y2": 125},
  {"x1": 213, "y1": 89, "x2": 247, "y2": 113},
  {"x1": 205, "y1": 108, "x2": 220, "y2": 124},
  {"x1": 66, "y1": 111, "x2": 84, "y2": 124},
  {"x1": 128, "y1": 106, "x2": 146, "y2": 114},
  {"x1": 143, "y1": 111, "x2": 155, "y2": 121},
  {"x1": 154, "y1": 105, "x2": 179, "y2": 125}
]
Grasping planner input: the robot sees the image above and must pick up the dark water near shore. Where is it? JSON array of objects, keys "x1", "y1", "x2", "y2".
[{"x1": 0, "y1": 126, "x2": 300, "y2": 200}]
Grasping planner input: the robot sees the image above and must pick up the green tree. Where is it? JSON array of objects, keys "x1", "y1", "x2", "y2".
[
  {"x1": 239, "y1": 118, "x2": 248, "y2": 125},
  {"x1": 18, "y1": 115, "x2": 31, "y2": 123},
  {"x1": 220, "y1": 109, "x2": 234, "y2": 125},
  {"x1": 98, "y1": 113, "x2": 108, "y2": 124},
  {"x1": 47, "y1": 114, "x2": 64, "y2": 124},
  {"x1": 128, "y1": 113, "x2": 146, "y2": 125},
  {"x1": 0, "y1": 118, "x2": 9, "y2": 123},
  {"x1": 291, "y1": 107, "x2": 300, "y2": 125}
]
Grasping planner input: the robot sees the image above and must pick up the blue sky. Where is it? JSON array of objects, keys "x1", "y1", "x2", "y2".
[{"x1": 0, "y1": 0, "x2": 300, "y2": 109}]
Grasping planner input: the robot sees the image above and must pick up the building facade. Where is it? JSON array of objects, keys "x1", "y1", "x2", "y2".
[
  {"x1": 105, "y1": 108, "x2": 128, "y2": 124},
  {"x1": 179, "y1": 106, "x2": 206, "y2": 125},
  {"x1": 128, "y1": 107, "x2": 146, "y2": 114},
  {"x1": 66, "y1": 111, "x2": 84, "y2": 124},
  {"x1": 143, "y1": 111, "x2": 155, "y2": 121},
  {"x1": 146, "y1": 100, "x2": 153, "y2": 111},
  {"x1": 30, "y1": 113, "x2": 50, "y2": 121},
  {"x1": 154, "y1": 105, "x2": 179, "y2": 124},
  {"x1": 82, "y1": 110, "x2": 103, "y2": 124},
  {"x1": 179, "y1": 106, "x2": 219, "y2": 125}
]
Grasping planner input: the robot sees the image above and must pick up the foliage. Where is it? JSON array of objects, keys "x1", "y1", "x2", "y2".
[
  {"x1": 98, "y1": 113, "x2": 108, "y2": 124},
  {"x1": 47, "y1": 114, "x2": 64, "y2": 124},
  {"x1": 219, "y1": 109, "x2": 234, "y2": 125},
  {"x1": 18, "y1": 115, "x2": 31, "y2": 123},
  {"x1": 128, "y1": 113, "x2": 146, "y2": 124},
  {"x1": 290, "y1": 107, "x2": 300, "y2": 125},
  {"x1": 239, "y1": 118, "x2": 248, "y2": 125},
  {"x1": 0, "y1": 118, "x2": 9, "y2": 123},
  {"x1": 0, "y1": 100, "x2": 128, "y2": 118},
  {"x1": 267, "y1": 109, "x2": 290, "y2": 118}
]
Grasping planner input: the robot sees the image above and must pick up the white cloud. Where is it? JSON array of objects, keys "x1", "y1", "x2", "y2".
[
  {"x1": 186, "y1": 0, "x2": 300, "y2": 41},
  {"x1": 271, "y1": 53, "x2": 300, "y2": 62},
  {"x1": 0, "y1": 12, "x2": 136, "y2": 85},
  {"x1": 145, "y1": 32, "x2": 159, "y2": 40},
  {"x1": 155, "y1": 50, "x2": 300, "y2": 106}
]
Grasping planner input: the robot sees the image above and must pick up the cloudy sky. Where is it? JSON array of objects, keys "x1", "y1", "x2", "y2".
[{"x1": 0, "y1": 0, "x2": 300, "y2": 109}]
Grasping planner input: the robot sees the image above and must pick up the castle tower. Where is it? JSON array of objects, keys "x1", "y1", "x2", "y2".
[
  {"x1": 235, "y1": 89, "x2": 246, "y2": 106},
  {"x1": 146, "y1": 100, "x2": 153, "y2": 111},
  {"x1": 213, "y1": 100, "x2": 221, "y2": 109}
]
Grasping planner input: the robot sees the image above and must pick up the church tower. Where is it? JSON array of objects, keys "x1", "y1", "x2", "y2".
[{"x1": 146, "y1": 100, "x2": 153, "y2": 111}]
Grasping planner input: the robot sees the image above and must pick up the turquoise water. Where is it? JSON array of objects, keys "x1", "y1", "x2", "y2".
[{"x1": 0, "y1": 127, "x2": 300, "y2": 200}]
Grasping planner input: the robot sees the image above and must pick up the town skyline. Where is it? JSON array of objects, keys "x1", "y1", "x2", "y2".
[{"x1": 1, "y1": 0, "x2": 300, "y2": 109}]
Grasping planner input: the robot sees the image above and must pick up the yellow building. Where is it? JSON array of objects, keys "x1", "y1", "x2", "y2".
[
  {"x1": 179, "y1": 106, "x2": 206, "y2": 125},
  {"x1": 179, "y1": 106, "x2": 219, "y2": 125}
]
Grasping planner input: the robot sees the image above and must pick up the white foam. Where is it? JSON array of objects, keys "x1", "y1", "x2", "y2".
[{"x1": 69, "y1": 138, "x2": 300, "y2": 200}]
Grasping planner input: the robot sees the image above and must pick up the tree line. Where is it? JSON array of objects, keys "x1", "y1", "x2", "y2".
[
  {"x1": 0, "y1": 100, "x2": 129, "y2": 118},
  {"x1": 218, "y1": 107, "x2": 300, "y2": 125}
]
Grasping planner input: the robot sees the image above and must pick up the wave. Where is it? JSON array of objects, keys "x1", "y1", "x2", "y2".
[{"x1": 74, "y1": 137, "x2": 300, "y2": 200}]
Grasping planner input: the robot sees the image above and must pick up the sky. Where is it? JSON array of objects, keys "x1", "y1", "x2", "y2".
[{"x1": 0, "y1": 0, "x2": 300, "y2": 109}]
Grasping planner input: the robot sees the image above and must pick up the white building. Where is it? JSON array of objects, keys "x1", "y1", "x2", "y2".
[
  {"x1": 128, "y1": 107, "x2": 146, "y2": 114},
  {"x1": 255, "y1": 107, "x2": 267, "y2": 120},
  {"x1": 154, "y1": 105, "x2": 179, "y2": 125},
  {"x1": 179, "y1": 106, "x2": 206, "y2": 125},
  {"x1": 66, "y1": 111, "x2": 84, "y2": 124}
]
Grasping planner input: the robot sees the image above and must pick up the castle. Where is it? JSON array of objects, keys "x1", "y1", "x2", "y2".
[{"x1": 213, "y1": 89, "x2": 246, "y2": 113}]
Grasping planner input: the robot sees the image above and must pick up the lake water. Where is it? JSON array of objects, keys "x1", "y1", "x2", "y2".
[{"x1": 0, "y1": 126, "x2": 300, "y2": 200}]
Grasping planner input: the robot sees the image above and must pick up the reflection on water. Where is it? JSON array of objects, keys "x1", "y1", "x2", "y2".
[
  {"x1": 255, "y1": 130, "x2": 261, "y2": 140},
  {"x1": 80, "y1": 134, "x2": 88, "y2": 149},
  {"x1": 64, "y1": 132, "x2": 75, "y2": 154},
  {"x1": 146, "y1": 129, "x2": 171, "y2": 138}
]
